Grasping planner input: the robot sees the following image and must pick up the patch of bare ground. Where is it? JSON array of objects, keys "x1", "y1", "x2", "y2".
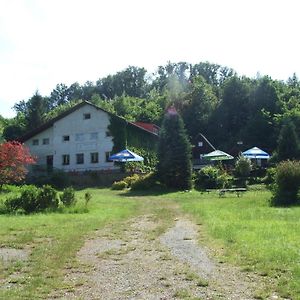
[
  {"x1": 0, "y1": 247, "x2": 30, "y2": 290},
  {"x1": 52, "y1": 215, "x2": 284, "y2": 300}
]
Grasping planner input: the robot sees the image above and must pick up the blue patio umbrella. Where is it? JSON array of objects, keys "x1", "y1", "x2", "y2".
[
  {"x1": 242, "y1": 147, "x2": 270, "y2": 159},
  {"x1": 108, "y1": 149, "x2": 144, "y2": 162}
]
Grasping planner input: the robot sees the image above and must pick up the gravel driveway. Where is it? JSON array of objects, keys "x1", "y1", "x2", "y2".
[{"x1": 53, "y1": 215, "x2": 282, "y2": 300}]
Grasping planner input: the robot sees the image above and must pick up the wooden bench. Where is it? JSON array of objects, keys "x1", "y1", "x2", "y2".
[{"x1": 218, "y1": 188, "x2": 247, "y2": 197}]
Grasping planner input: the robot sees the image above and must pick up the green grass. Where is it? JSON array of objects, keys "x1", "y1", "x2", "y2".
[
  {"x1": 0, "y1": 188, "x2": 139, "y2": 299},
  {"x1": 169, "y1": 188, "x2": 300, "y2": 299},
  {"x1": 1, "y1": 186, "x2": 300, "y2": 299}
]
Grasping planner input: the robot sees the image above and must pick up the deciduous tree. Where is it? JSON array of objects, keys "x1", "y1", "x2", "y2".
[{"x1": 0, "y1": 141, "x2": 35, "y2": 186}]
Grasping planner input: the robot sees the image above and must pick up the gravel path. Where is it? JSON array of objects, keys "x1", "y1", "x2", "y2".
[{"x1": 53, "y1": 215, "x2": 281, "y2": 300}]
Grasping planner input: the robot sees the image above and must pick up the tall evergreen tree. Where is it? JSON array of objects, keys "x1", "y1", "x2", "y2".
[{"x1": 157, "y1": 107, "x2": 192, "y2": 190}]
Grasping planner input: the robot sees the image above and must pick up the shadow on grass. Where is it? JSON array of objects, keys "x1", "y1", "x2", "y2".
[{"x1": 119, "y1": 187, "x2": 178, "y2": 197}]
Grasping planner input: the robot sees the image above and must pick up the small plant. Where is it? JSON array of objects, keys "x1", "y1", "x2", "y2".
[
  {"x1": 111, "y1": 181, "x2": 128, "y2": 190},
  {"x1": 84, "y1": 192, "x2": 92, "y2": 206},
  {"x1": 60, "y1": 187, "x2": 76, "y2": 207}
]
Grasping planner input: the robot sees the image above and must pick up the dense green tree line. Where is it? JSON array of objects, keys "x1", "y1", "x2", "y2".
[{"x1": 2, "y1": 61, "x2": 300, "y2": 159}]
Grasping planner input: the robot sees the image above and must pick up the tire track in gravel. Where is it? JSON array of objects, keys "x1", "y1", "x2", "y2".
[{"x1": 51, "y1": 215, "x2": 282, "y2": 300}]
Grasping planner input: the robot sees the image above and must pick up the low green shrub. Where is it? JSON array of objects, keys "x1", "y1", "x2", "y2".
[
  {"x1": 3, "y1": 196, "x2": 21, "y2": 213},
  {"x1": 131, "y1": 173, "x2": 157, "y2": 190},
  {"x1": 60, "y1": 187, "x2": 76, "y2": 207},
  {"x1": 235, "y1": 156, "x2": 252, "y2": 177},
  {"x1": 263, "y1": 167, "x2": 276, "y2": 185},
  {"x1": 123, "y1": 174, "x2": 141, "y2": 187},
  {"x1": 38, "y1": 185, "x2": 59, "y2": 210},
  {"x1": 19, "y1": 185, "x2": 40, "y2": 213},
  {"x1": 270, "y1": 160, "x2": 300, "y2": 206},
  {"x1": 111, "y1": 181, "x2": 128, "y2": 190},
  {"x1": 84, "y1": 192, "x2": 92, "y2": 206},
  {"x1": 194, "y1": 166, "x2": 232, "y2": 190}
]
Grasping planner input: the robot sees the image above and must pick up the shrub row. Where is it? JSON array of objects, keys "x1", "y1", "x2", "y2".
[
  {"x1": 4, "y1": 185, "x2": 76, "y2": 214},
  {"x1": 111, "y1": 173, "x2": 159, "y2": 191}
]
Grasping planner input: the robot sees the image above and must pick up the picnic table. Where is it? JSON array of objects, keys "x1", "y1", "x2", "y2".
[
  {"x1": 205, "y1": 188, "x2": 247, "y2": 197},
  {"x1": 218, "y1": 188, "x2": 247, "y2": 197}
]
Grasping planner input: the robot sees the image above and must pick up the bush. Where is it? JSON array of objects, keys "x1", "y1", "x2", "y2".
[
  {"x1": 194, "y1": 166, "x2": 232, "y2": 190},
  {"x1": 131, "y1": 173, "x2": 157, "y2": 190},
  {"x1": 111, "y1": 181, "x2": 128, "y2": 190},
  {"x1": 38, "y1": 185, "x2": 58, "y2": 210},
  {"x1": 263, "y1": 167, "x2": 276, "y2": 185},
  {"x1": 270, "y1": 160, "x2": 300, "y2": 206},
  {"x1": 123, "y1": 174, "x2": 141, "y2": 187},
  {"x1": 60, "y1": 187, "x2": 76, "y2": 207},
  {"x1": 235, "y1": 156, "x2": 252, "y2": 177},
  {"x1": 4, "y1": 196, "x2": 22, "y2": 213},
  {"x1": 19, "y1": 185, "x2": 40, "y2": 213}
]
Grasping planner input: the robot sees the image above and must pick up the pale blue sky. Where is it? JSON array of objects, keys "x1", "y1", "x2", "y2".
[{"x1": 1, "y1": 0, "x2": 300, "y2": 118}]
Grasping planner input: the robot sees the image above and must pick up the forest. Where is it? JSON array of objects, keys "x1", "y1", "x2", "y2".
[{"x1": 1, "y1": 61, "x2": 300, "y2": 158}]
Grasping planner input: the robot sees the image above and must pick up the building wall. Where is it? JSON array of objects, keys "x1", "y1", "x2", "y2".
[
  {"x1": 25, "y1": 104, "x2": 116, "y2": 172},
  {"x1": 24, "y1": 127, "x2": 54, "y2": 166}
]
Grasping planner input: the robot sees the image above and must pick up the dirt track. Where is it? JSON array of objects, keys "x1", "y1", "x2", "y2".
[{"x1": 50, "y1": 213, "x2": 283, "y2": 300}]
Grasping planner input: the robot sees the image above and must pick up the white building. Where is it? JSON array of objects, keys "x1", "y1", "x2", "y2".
[{"x1": 20, "y1": 101, "x2": 158, "y2": 172}]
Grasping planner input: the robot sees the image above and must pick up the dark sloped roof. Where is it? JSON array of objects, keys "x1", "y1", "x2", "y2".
[{"x1": 19, "y1": 101, "x2": 158, "y2": 142}]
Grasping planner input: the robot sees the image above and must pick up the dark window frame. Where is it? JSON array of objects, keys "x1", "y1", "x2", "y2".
[
  {"x1": 105, "y1": 151, "x2": 112, "y2": 162},
  {"x1": 76, "y1": 153, "x2": 84, "y2": 164},
  {"x1": 32, "y1": 139, "x2": 39, "y2": 146},
  {"x1": 83, "y1": 113, "x2": 91, "y2": 119},
  {"x1": 63, "y1": 135, "x2": 70, "y2": 142},
  {"x1": 90, "y1": 152, "x2": 99, "y2": 164},
  {"x1": 62, "y1": 154, "x2": 70, "y2": 165},
  {"x1": 43, "y1": 138, "x2": 50, "y2": 145}
]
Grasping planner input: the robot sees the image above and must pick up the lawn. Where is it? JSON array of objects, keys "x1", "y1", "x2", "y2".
[
  {"x1": 167, "y1": 187, "x2": 300, "y2": 299},
  {"x1": 1, "y1": 186, "x2": 300, "y2": 299},
  {"x1": 0, "y1": 188, "x2": 140, "y2": 299}
]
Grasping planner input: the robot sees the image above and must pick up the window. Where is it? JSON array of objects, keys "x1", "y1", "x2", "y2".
[
  {"x1": 63, "y1": 135, "x2": 70, "y2": 142},
  {"x1": 105, "y1": 151, "x2": 112, "y2": 162},
  {"x1": 32, "y1": 139, "x2": 39, "y2": 145},
  {"x1": 43, "y1": 138, "x2": 50, "y2": 145},
  {"x1": 90, "y1": 132, "x2": 98, "y2": 140},
  {"x1": 75, "y1": 133, "x2": 84, "y2": 142},
  {"x1": 76, "y1": 153, "x2": 84, "y2": 164},
  {"x1": 90, "y1": 152, "x2": 99, "y2": 163},
  {"x1": 62, "y1": 154, "x2": 70, "y2": 165},
  {"x1": 83, "y1": 113, "x2": 91, "y2": 119}
]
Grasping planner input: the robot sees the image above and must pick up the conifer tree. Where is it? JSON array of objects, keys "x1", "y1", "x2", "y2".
[{"x1": 157, "y1": 107, "x2": 192, "y2": 190}]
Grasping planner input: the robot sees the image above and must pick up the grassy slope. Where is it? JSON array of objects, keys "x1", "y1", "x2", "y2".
[
  {"x1": 168, "y1": 189, "x2": 300, "y2": 299},
  {"x1": 0, "y1": 188, "x2": 139, "y2": 299}
]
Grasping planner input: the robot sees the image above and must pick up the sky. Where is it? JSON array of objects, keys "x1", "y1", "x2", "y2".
[{"x1": 1, "y1": 0, "x2": 300, "y2": 118}]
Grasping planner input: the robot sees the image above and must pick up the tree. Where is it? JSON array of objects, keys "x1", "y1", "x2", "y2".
[
  {"x1": 157, "y1": 107, "x2": 192, "y2": 190},
  {"x1": 182, "y1": 76, "x2": 218, "y2": 140},
  {"x1": 26, "y1": 92, "x2": 48, "y2": 130},
  {"x1": 49, "y1": 83, "x2": 70, "y2": 108},
  {"x1": 277, "y1": 120, "x2": 300, "y2": 161},
  {"x1": 0, "y1": 141, "x2": 36, "y2": 186}
]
